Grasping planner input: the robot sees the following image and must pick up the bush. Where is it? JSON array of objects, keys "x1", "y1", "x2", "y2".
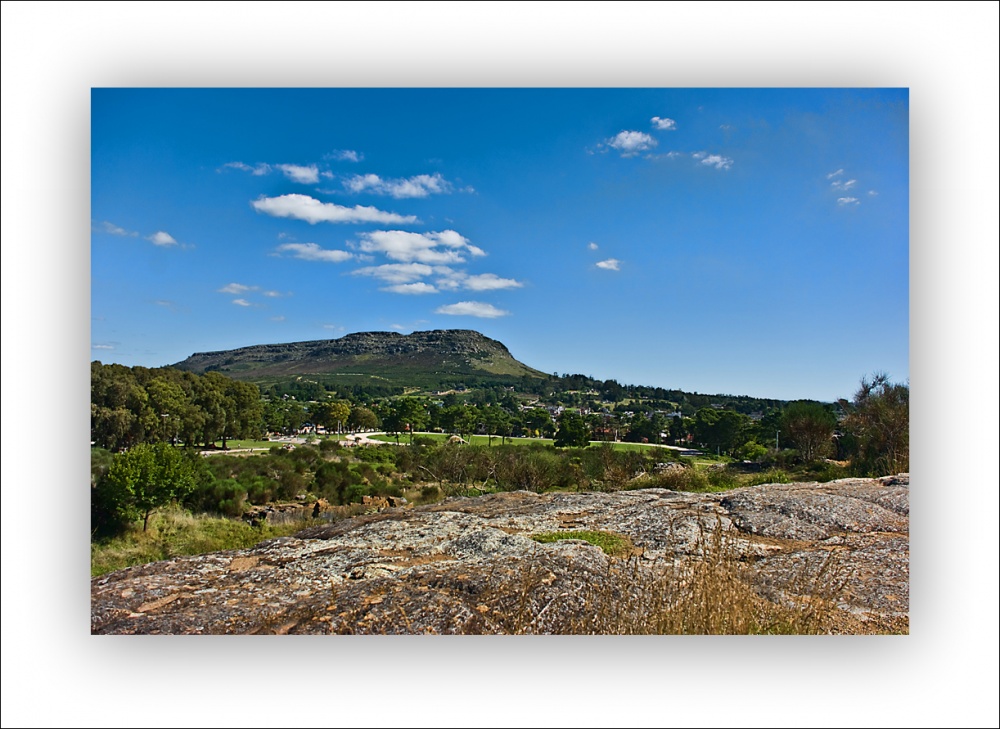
[
  {"x1": 706, "y1": 467, "x2": 742, "y2": 490},
  {"x1": 355, "y1": 445, "x2": 398, "y2": 464},
  {"x1": 318, "y1": 438, "x2": 342, "y2": 454},
  {"x1": 736, "y1": 440, "x2": 769, "y2": 461},
  {"x1": 636, "y1": 468, "x2": 712, "y2": 492}
]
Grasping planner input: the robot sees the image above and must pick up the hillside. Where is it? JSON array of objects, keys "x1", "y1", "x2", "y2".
[{"x1": 172, "y1": 329, "x2": 549, "y2": 387}]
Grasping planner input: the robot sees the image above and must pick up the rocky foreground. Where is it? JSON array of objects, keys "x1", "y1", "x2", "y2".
[{"x1": 91, "y1": 475, "x2": 909, "y2": 635}]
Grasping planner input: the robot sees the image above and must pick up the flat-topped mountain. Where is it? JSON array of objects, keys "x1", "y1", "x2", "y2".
[{"x1": 173, "y1": 329, "x2": 548, "y2": 385}]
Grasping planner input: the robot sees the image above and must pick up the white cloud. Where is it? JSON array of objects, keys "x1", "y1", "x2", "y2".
[
  {"x1": 435, "y1": 301, "x2": 510, "y2": 318},
  {"x1": 92, "y1": 343, "x2": 115, "y2": 350},
  {"x1": 95, "y1": 220, "x2": 137, "y2": 236},
  {"x1": 429, "y1": 268, "x2": 522, "y2": 292},
  {"x1": 326, "y1": 149, "x2": 362, "y2": 162},
  {"x1": 356, "y1": 229, "x2": 485, "y2": 264},
  {"x1": 154, "y1": 300, "x2": 174, "y2": 308},
  {"x1": 868, "y1": 190, "x2": 879, "y2": 196},
  {"x1": 461, "y1": 273, "x2": 523, "y2": 291},
  {"x1": 322, "y1": 324, "x2": 345, "y2": 331},
  {"x1": 276, "y1": 242, "x2": 354, "y2": 263},
  {"x1": 596, "y1": 258, "x2": 621, "y2": 271},
  {"x1": 270, "y1": 315, "x2": 286, "y2": 322},
  {"x1": 588, "y1": 242, "x2": 599, "y2": 250},
  {"x1": 218, "y1": 283, "x2": 254, "y2": 294},
  {"x1": 343, "y1": 172, "x2": 454, "y2": 199},
  {"x1": 221, "y1": 161, "x2": 271, "y2": 176},
  {"x1": 232, "y1": 298, "x2": 252, "y2": 307},
  {"x1": 148, "y1": 231, "x2": 178, "y2": 246},
  {"x1": 381, "y1": 282, "x2": 439, "y2": 295},
  {"x1": 276, "y1": 164, "x2": 320, "y2": 184},
  {"x1": 827, "y1": 169, "x2": 845, "y2": 179},
  {"x1": 606, "y1": 130, "x2": 657, "y2": 157},
  {"x1": 252, "y1": 194, "x2": 418, "y2": 225},
  {"x1": 651, "y1": 116, "x2": 677, "y2": 131},
  {"x1": 831, "y1": 178, "x2": 857, "y2": 191},
  {"x1": 837, "y1": 197, "x2": 860, "y2": 205},
  {"x1": 218, "y1": 283, "x2": 287, "y2": 300},
  {"x1": 352, "y1": 263, "x2": 435, "y2": 284},
  {"x1": 696, "y1": 153, "x2": 734, "y2": 170}
]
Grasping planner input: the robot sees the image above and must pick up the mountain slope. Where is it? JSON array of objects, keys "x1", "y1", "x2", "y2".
[{"x1": 172, "y1": 329, "x2": 548, "y2": 386}]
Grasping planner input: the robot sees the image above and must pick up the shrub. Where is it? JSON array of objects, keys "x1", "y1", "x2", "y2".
[
  {"x1": 355, "y1": 445, "x2": 398, "y2": 465},
  {"x1": 318, "y1": 438, "x2": 341, "y2": 454}
]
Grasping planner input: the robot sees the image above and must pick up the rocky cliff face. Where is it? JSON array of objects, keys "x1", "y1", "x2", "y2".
[{"x1": 90, "y1": 475, "x2": 909, "y2": 635}]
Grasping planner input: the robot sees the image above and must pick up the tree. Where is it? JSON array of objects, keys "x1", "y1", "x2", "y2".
[
  {"x1": 146, "y1": 377, "x2": 187, "y2": 444},
  {"x1": 554, "y1": 411, "x2": 589, "y2": 448},
  {"x1": 843, "y1": 372, "x2": 909, "y2": 476},
  {"x1": 693, "y1": 408, "x2": 750, "y2": 456},
  {"x1": 781, "y1": 401, "x2": 836, "y2": 461},
  {"x1": 668, "y1": 415, "x2": 691, "y2": 445},
  {"x1": 347, "y1": 405, "x2": 380, "y2": 433},
  {"x1": 483, "y1": 405, "x2": 512, "y2": 445},
  {"x1": 455, "y1": 407, "x2": 479, "y2": 442},
  {"x1": 383, "y1": 398, "x2": 428, "y2": 444},
  {"x1": 96, "y1": 443, "x2": 195, "y2": 531},
  {"x1": 522, "y1": 408, "x2": 555, "y2": 439},
  {"x1": 311, "y1": 400, "x2": 351, "y2": 434},
  {"x1": 91, "y1": 362, "x2": 155, "y2": 451}
]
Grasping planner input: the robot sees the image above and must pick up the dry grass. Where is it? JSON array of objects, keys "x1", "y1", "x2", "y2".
[
  {"x1": 514, "y1": 525, "x2": 852, "y2": 635},
  {"x1": 90, "y1": 506, "x2": 320, "y2": 577},
  {"x1": 311, "y1": 522, "x2": 867, "y2": 636}
]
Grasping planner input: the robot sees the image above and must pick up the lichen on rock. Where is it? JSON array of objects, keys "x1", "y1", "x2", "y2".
[{"x1": 91, "y1": 475, "x2": 909, "y2": 635}]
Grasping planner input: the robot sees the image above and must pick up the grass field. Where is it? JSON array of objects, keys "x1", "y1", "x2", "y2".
[
  {"x1": 203, "y1": 439, "x2": 279, "y2": 451},
  {"x1": 365, "y1": 432, "x2": 723, "y2": 459}
]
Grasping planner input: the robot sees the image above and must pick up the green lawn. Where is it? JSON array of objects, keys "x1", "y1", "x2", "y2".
[
  {"x1": 367, "y1": 433, "x2": 703, "y2": 455},
  {"x1": 203, "y1": 439, "x2": 279, "y2": 451}
]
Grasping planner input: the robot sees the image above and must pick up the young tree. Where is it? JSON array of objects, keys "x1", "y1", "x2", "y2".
[{"x1": 96, "y1": 443, "x2": 196, "y2": 531}]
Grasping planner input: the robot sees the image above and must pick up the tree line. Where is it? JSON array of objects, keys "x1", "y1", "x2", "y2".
[
  {"x1": 91, "y1": 363, "x2": 907, "y2": 538},
  {"x1": 91, "y1": 362, "x2": 263, "y2": 451},
  {"x1": 93, "y1": 362, "x2": 908, "y2": 479}
]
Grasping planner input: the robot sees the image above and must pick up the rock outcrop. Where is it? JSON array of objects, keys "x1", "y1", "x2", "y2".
[{"x1": 91, "y1": 475, "x2": 909, "y2": 635}]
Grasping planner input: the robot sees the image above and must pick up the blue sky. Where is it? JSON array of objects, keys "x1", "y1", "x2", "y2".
[{"x1": 92, "y1": 88, "x2": 908, "y2": 401}]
